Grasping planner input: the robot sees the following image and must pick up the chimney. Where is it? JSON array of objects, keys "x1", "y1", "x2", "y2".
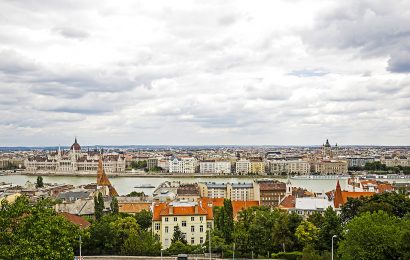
[
  {"x1": 169, "y1": 205, "x2": 173, "y2": 215},
  {"x1": 195, "y1": 205, "x2": 198, "y2": 214}
]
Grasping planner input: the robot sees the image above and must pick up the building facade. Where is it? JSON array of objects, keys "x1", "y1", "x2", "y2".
[
  {"x1": 152, "y1": 200, "x2": 213, "y2": 249},
  {"x1": 24, "y1": 138, "x2": 126, "y2": 173},
  {"x1": 268, "y1": 159, "x2": 310, "y2": 175},
  {"x1": 169, "y1": 157, "x2": 197, "y2": 174},
  {"x1": 235, "y1": 159, "x2": 250, "y2": 175},
  {"x1": 199, "y1": 160, "x2": 231, "y2": 174}
]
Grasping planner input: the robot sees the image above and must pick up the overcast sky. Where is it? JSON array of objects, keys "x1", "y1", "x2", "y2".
[{"x1": 0, "y1": 0, "x2": 409, "y2": 146}]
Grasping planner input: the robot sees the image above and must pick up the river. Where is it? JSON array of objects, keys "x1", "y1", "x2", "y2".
[
  {"x1": 1, "y1": 174, "x2": 409, "y2": 196},
  {"x1": 0, "y1": 174, "x2": 349, "y2": 195}
]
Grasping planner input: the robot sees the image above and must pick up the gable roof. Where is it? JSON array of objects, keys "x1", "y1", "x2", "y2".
[{"x1": 59, "y1": 212, "x2": 90, "y2": 229}]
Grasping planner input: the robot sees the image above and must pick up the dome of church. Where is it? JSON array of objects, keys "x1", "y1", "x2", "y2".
[{"x1": 70, "y1": 137, "x2": 81, "y2": 151}]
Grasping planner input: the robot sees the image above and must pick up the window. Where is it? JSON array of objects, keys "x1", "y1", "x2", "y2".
[
  {"x1": 154, "y1": 223, "x2": 160, "y2": 230},
  {"x1": 207, "y1": 222, "x2": 212, "y2": 228},
  {"x1": 191, "y1": 237, "x2": 195, "y2": 244},
  {"x1": 165, "y1": 217, "x2": 169, "y2": 222},
  {"x1": 200, "y1": 216, "x2": 203, "y2": 221},
  {"x1": 200, "y1": 237, "x2": 204, "y2": 244},
  {"x1": 191, "y1": 217, "x2": 195, "y2": 221},
  {"x1": 165, "y1": 238, "x2": 169, "y2": 245},
  {"x1": 174, "y1": 217, "x2": 177, "y2": 222},
  {"x1": 191, "y1": 226, "x2": 195, "y2": 232},
  {"x1": 182, "y1": 221, "x2": 187, "y2": 227},
  {"x1": 200, "y1": 225, "x2": 204, "y2": 232},
  {"x1": 165, "y1": 226, "x2": 169, "y2": 233}
]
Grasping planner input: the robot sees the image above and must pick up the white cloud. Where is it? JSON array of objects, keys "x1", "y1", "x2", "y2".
[{"x1": 0, "y1": 0, "x2": 409, "y2": 146}]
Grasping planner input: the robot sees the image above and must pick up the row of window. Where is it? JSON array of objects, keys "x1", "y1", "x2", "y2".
[
  {"x1": 164, "y1": 225, "x2": 204, "y2": 233},
  {"x1": 164, "y1": 237, "x2": 204, "y2": 245},
  {"x1": 154, "y1": 222, "x2": 212, "y2": 231},
  {"x1": 164, "y1": 216, "x2": 204, "y2": 222}
]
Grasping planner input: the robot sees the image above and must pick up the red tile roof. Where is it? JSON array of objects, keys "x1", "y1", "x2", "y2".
[
  {"x1": 152, "y1": 199, "x2": 213, "y2": 221},
  {"x1": 59, "y1": 212, "x2": 91, "y2": 229},
  {"x1": 119, "y1": 203, "x2": 151, "y2": 214},
  {"x1": 278, "y1": 195, "x2": 296, "y2": 209}
]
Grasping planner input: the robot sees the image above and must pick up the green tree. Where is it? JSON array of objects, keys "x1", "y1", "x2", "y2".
[
  {"x1": 223, "y1": 199, "x2": 234, "y2": 243},
  {"x1": 0, "y1": 196, "x2": 80, "y2": 259},
  {"x1": 318, "y1": 207, "x2": 342, "y2": 251},
  {"x1": 110, "y1": 197, "x2": 119, "y2": 214},
  {"x1": 122, "y1": 229, "x2": 161, "y2": 256},
  {"x1": 295, "y1": 221, "x2": 319, "y2": 247},
  {"x1": 134, "y1": 209, "x2": 152, "y2": 230},
  {"x1": 171, "y1": 225, "x2": 187, "y2": 244},
  {"x1": 307, "y1": 211, "x2": 325, "y2": 228},
  {"x1": 36, "y1": 176, "x2": 44, "y2": 188},
  {"x1": 338, "y1": 211, "x2": 409, "y2": 260},
  {"x1": 94, "y1": 192, "x2": 104, "y2": 221}
]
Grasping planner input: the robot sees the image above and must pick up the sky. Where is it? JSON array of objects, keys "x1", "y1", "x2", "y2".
[{"x1": 0, "y1": 0, "x2": 409, "y2": 146}]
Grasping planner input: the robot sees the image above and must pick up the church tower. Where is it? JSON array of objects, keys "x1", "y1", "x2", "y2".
[{"x1": 322, "y1": 139, "x2": 332, "y2": 158}]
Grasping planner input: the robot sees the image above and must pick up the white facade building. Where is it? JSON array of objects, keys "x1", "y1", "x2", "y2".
[
  {"x1": 168, "y1": 157, "x2": 197, "y2": 174},
  {"x1": 235, "y1": 159, "x2": 251, "y2": 175},
  {"x1": 199, "y1": 160, "x2": 231, "y2": 174}
]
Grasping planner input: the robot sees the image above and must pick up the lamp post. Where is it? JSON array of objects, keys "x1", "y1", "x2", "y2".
[
  {"x1": 233, "y1": 242, "x2": 235, "y2": 260},
  {"x1": 79, "y1": 235, "x2": 82, "y2": 258},
  {"x1": 160, "y1": 249, "x2": 163, "y2": 260},
  {"x1": 209, "y1": 227, "x2": 212, "y2": 260},
  {"x1": 332, "y1": 235, "x2": 337, "y2": 260}
]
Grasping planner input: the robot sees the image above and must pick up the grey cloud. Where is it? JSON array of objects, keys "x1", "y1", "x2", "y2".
[
  {"x1": 53, "y1": 27, "x2": 89, "y2": 39},
  {"x1": 387, "y1": 51, "x2": 410, "y2": 73},
  {"x1": 289, "y1": 69, "x2": 328, "y2": 77},
  {"x1": 0, "y1": 49, "x2": 36, "y2": 73},
  {"x1": 304, "y1": 0, "x2": 410, "y2": 73}
]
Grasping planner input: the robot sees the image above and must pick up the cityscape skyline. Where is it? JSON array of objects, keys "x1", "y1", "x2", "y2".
[{"x1": 1, "y1": 0, "x2": 409, "y2": 146}]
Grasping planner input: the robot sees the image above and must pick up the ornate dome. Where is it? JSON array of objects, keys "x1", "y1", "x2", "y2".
[{"x1": 70, "y1": 137, "x2": 81, "y2": 151}]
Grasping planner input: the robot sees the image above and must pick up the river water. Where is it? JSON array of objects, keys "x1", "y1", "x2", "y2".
[
  {"x1": 0, "y1": 174, "x2": 349, "y2": 196},
  {"x1": 1, "y1": 174, "x2": 408, "y2": 196}
]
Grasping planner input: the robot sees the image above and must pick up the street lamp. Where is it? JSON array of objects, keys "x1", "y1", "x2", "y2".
[
  {"x1": 79, "y1": 235, "x2": 82, "y2": 258},
  {"x1": 332, "y1": 235, "x2": 337, "y2": 260},
  {"x1": 209, "y1": 227, "x2": 211, "y2": 260},
  {"x1": 233, "y1": 242, "x2": 235, "y2": 260},
  {"x1": 160, "y1": 249, "x2": 163, "y2": 260}
]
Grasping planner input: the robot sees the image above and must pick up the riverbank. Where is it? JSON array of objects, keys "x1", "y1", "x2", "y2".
[{"x1": 4, "y1": 171, "x2": 287, "y2": 179}]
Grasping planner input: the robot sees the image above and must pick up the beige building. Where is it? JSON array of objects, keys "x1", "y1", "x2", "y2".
[
  {"x1": 152, "y1": 200, "x2": 213, "y2": 249},
  {"x1": 198, "y1": 182, "x2": 260, "y2": 201},
  {"x1": 268, "y1": 159, "x2": 310, "y2": 175},
  {"x1": 382, "y1": 155, "x2": 409, "y2": 167},
  {"x1": 314, "y1": 160, "x2": 348, "y2": 174}
]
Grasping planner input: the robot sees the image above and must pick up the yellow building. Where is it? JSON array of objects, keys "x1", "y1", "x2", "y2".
[
  {"x1": 250, "y1": 158, "x2": 265, "y2": 175},
  {"x1": 152, "y1": 199, "x2": 214, "y2": 249}
]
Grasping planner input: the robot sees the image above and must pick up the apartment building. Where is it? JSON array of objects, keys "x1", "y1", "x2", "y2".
[
  {"x1": 152, "y1": 200, "x2": 214, "y2": 249},
  {"x1": 268, "y1": 159, "x2": 310, "y2": 175},
  {"x1": 169, "y1": 157, "x2": 197, "y2": 174},
  {"x1": 257, "y1": 180, "x2": 288, "y2": 207},
  {"x1": 199, "y1": 160, "x2": 231, "y2": 174},
  {"x1": 345, "y1": 157, "x2": 375, "y2": 167},
  {"x1": 198, "y1": 182, "x2": 260, "y2": 201},
  {"x1": 250, "y1": 158, "x2": 265, "y2": 175},
  {"x1": 314, "y1": 160, "x2": 348, "y2": 174},
  {"x1": 235, "y1": 159, "x2": 250, "y2": 175}
]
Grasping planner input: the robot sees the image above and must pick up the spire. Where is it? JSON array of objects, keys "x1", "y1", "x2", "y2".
[
  {"x1": 334, "y1": 179, "x2": 343, "y2": 208},
  {"x1": 97, "y1": 153, "x2": 118, "y2": 197}
]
